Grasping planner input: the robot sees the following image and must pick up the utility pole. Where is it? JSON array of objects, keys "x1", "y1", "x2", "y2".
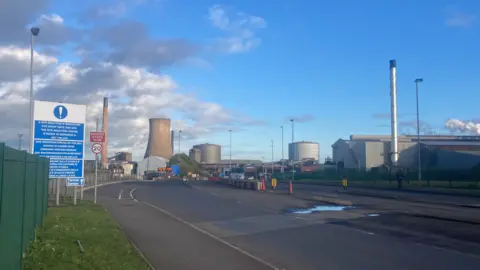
[
  {"x1": 415, "y1": 78, "x2": 424, "y2": 186},
  {"x1": 17, "y1": 134, "x2": 23, "y2": 150}
]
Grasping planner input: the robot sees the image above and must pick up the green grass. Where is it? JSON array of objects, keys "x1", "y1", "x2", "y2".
[{"x1": 22, "y1": 201, "x2": 151, "y2": 270}]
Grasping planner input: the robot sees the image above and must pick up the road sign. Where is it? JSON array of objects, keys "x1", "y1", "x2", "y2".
[
  {"x1": 91, "y1": 143, "x2": 102, "y2": 154},
  {"x1": 33, "y1": 100, "x2": 86, "y2": 183},
  {"x1": 90, "y1": 131, "x2": 105, "y2": 143},
  {"x1": 67, "y1": 178, "x2": 84, "y2": 186}
]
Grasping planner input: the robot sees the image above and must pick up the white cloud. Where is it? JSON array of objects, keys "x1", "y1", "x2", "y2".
[
  {"x1": 445, "y1": 8, "x2": 476, "y2": 28},
  {"x1": 0, "y1": 1, "x2": 265, "y2": 160},
  {"x1": 0, "y1": 45, "x2": 257, "y2": 160},
  {"x1": 445, "y1": 119, "x2": 480, "y2": 134},
  {"x1": 208, "y1": 5, "x2": 266, "y2": 53},
  {"x1": 0, "y1": 46, "x2": 57, "y2": 81}
]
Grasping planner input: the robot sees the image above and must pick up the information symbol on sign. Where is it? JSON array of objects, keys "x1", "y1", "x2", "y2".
[
  {"x1": 53, "y1": 105, "x2": 68, "y2": 119},
  {"x1": 91, "y1": 143, "x2": 102, "y2": 155}
]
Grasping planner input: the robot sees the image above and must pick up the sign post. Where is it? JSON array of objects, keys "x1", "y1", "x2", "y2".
[
  {"x1": 32, "y1": 101, "x2": 86, "y2": 206},
  {"x1": 90, "y1": 130, "x2": 105, "y2": 204}
]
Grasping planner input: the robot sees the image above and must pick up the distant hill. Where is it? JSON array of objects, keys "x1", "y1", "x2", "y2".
[{"x1": 169, "y1": 153, "x2": 204, "y2": 176}]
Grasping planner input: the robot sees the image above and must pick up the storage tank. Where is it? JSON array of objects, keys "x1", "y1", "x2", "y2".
[
  {"x1": 193, "y1": 143, "x2": 221, "y2": 164},
  {"x1": 144, "y1": 118, "x2": 173, "y2": 159},
  {"x1": 189, "y1": 148, "x2": 201, "y2": 163},
  {"x1": 288, "y1": 141, "x2": 319, "y2": 162}
]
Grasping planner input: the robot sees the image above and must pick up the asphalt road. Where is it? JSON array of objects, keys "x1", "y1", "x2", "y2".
[{"x1": 88, "y1": 180, "x2": 480, "y2": 270}]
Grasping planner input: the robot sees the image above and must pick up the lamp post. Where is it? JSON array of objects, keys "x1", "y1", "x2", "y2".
[
  {"x1": 29, "y1": 27, "x2": 40, "y2": 154},
  {"x1": 290, "y1": 119, "x2": 295, "y2": 194},
  {"x1": 229, "y1": 130, "x2": 232, "y2": 169},
  {"x1": 415, "y1": 78, "x2": 424, "y2": 186},
  {"x1": 280, "y1": 126, "x2": 284, "y2": 177},
  {"x1": 17, "y1": 134, "x2": 23, "y2": 150},
  {"x1": 178, "y1": 130, "x2": 182, "y2": 154},
  {"x1": 271, "y1": 140, "x2": 274, "y2": 175}
]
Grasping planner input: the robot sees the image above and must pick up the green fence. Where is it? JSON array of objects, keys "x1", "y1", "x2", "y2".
[{"x1": 0, "y1": 143, "x2": 50, "y2": 270}]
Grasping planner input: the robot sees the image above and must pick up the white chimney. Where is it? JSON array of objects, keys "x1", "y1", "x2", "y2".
[{"x1": 389, "y1": 60, "x2": 398, "y2": 165}]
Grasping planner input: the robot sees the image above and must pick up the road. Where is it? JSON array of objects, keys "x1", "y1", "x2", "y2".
[{"x1": 88, "y1": 180, "x2": 480, "y2": 270}]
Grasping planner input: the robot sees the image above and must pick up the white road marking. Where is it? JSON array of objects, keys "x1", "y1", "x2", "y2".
[
  {"x1": 210, "y1": 192, "x2": 218, "y2": 196},
  {"x1": 118, "y1": 189, "x2": 123, "y2": 200},
  {"x1": 352, "y1": 228, "x2": 375, "y2": 235},
  {"x1": 130, "y1": 188, "x2": 138, "y2": 202},
  {"x1": 142, "y1": 201, "x2": 279, "y2": 270}
]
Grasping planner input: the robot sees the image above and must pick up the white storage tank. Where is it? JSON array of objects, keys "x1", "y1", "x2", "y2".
[{"x1": 288, "y1": 141, "x2": 319, "y2": 162}]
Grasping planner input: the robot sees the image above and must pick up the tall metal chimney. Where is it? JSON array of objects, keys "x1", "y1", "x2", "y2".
[
  {"x1": 389, "y1": 60, "x2": 399, "y2": 165},
  {"x1": 101, "y1": 97, "x2": 109, "y2": 169}
]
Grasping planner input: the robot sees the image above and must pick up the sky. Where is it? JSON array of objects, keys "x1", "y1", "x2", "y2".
[{"x1": 1, "y1": 0, "x2": 480, "y2": 162}]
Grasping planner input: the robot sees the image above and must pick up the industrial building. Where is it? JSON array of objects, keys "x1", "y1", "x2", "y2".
[
  {"x1": 189, "y1": 148, "x2": 201, "y2": 163},
  {"x1": 192, "y1": 143, "x2": 221, "y2": 164},
  {"x1": 288, "y1": 141, "x2": 320, "y2": 162},
  {"x1": 144, "y1": 118, "x2": 173, "y2": 159},
  {"x1": 332, "y1": 135, "x2": 480, "y2": 170}
]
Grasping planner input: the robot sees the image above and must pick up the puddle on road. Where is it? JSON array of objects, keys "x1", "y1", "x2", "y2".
[{"x1": 287, "y1": 205, "x2": 354, "y2": 214}]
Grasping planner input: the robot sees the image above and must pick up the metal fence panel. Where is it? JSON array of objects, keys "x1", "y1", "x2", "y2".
[{"x1": 0, "y1": 143, "x2": 50, "y2": 270}]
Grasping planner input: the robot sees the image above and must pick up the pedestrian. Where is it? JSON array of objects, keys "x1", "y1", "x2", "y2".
[
  {"x1": 341, "y1": 176, "x2": 348, "y2": 190},
  {"x1": 271, "y1": 177, "x2": 277, "y2": 191},
  {"x1": 396, "y1": 168, "x2": 404, "y2": 188}
]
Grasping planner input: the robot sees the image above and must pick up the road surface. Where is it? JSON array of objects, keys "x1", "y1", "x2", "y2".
[{"x1": 88, "y1": 180, "x2": 480, "y2": 270}]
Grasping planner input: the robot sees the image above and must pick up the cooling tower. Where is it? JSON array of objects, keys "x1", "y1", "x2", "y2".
[
  {"x1": 101, "y1": 97, "x2": 109, "y2": 169},
  {"x1": 144, "y1": 118, "x2": 173, "y2": 159}
]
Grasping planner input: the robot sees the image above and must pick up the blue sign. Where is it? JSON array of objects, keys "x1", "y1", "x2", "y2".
[
  {"x1": 33, "y1": 101, "x2": 86, "y2": 182},
  {"x1": 171, "y1": 165, "x2": 180, "y2": 176},
  {"x1": 53, "y1": 105, "x2": 68, "y2": 119},
  {"x1": 67, "y1": 178, "x2": 84, "y2": 186}
]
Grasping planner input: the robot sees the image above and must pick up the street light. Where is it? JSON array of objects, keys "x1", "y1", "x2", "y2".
[
  {"x1": 271, "y1": 139, "x2": 274, "y2": 175},
  {"x1": 229, "y1": 130, "x2": 232, "y2": 169},
  {"x1": 29, "y1": 27, "x2": 40, "y2": 154},
  {"x1": 178, "y1": 130, "x2": 182, "y2": 154},
  {"x1": 290, "y1": 119, "x2": 295, "y2": 194},
  {"x1": 280, "y1": 126, "x2": 284, "y2": 176},
  {"x1": 414, "y1": 78, "x2": 424, "y2": 186},
  {"x1": 17, "y1": 134, "x2": 23, "y2": 150}
]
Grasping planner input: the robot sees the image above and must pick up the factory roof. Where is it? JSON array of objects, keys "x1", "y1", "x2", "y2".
[{"x1": 420, "y1": 141, "x2": 480, "y2": 146}]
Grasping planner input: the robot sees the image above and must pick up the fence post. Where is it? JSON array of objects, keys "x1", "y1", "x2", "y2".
[{"x1": 19, "y1": 150, "x2": 28, "y2": 268}]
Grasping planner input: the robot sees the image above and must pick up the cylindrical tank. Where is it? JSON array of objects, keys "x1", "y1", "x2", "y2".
[
  {"x1": 189, "y1": 148, "x2": 201, "y2": 163},
  {"x1": 288, "y1": 141, "x2": 319, "y2": 162},
  {"x1": 193, "y1": 143, "x2": 221, "y2": 164},
  {"x1": 144, "y1": 118, "x2": 173, "y2": 159}
]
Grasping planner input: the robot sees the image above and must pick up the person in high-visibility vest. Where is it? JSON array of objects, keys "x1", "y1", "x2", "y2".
[
  {"x1": 271, "y1": 178, "x2": 277, "y2": 191},
  {"x1": 341, "y1": 176, "x2": 348, "y2": 190}
]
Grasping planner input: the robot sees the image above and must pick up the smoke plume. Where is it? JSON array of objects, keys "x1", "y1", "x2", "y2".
[{"x1": 445, "y1": 119, "x2": 480, "y2": 135}]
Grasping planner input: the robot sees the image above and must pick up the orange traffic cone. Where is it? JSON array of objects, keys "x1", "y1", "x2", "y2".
[
  {"x1": 288, "y1": 180, "x2": 293, "y2": 195},
  {"x1": 261, "y1": 178, "x2": 266, "y2": 192}
]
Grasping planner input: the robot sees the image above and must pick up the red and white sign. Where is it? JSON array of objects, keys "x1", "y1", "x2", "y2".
[
  {"x1": 91, "y1": 143, "x2": 102, "y2": 155},
  {"x1": 90, "y1": 132, "x2": 105, "y2": 143}
]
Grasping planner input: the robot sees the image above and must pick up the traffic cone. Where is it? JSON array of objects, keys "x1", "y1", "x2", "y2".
[
  {"x1": 261, "y1": 178, "x2": 266, "y2": 192},
  {"x1": 288, "y1": 180, "x2": 293, "y2": 195}
]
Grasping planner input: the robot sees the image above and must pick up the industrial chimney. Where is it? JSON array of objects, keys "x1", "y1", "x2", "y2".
[
  {"x1": 389, "y1": 60, "x2": 398, "y2": 165},
  {"x1": 144, "y1": 118, "x2": 173, "y2": 159},
  {"x1": 101, "y1": 97, "x2": 109, "y2": 169}
]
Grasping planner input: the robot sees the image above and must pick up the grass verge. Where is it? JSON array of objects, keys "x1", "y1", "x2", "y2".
[{"x1": 22, "y1": 201, "x2": 151, "y2": 270}]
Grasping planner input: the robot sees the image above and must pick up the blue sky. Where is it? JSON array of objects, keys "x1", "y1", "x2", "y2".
[{"x1": 36, "y1": 0, "x2": 480, "y2": 160}]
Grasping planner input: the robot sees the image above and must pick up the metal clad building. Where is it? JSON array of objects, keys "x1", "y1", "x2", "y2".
[
  {"x1": 288, "y1": 141, "x2": 319, "y2": 162},
  {"x1": 189, "y1": 148, "x2": 201, "y2": 163},
  {"x1": 193, "y1": 143, "x2": 221, "y2": 163},
  {"x1": 332, "y1": 134, "x2": 480, "y2": 169}
]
